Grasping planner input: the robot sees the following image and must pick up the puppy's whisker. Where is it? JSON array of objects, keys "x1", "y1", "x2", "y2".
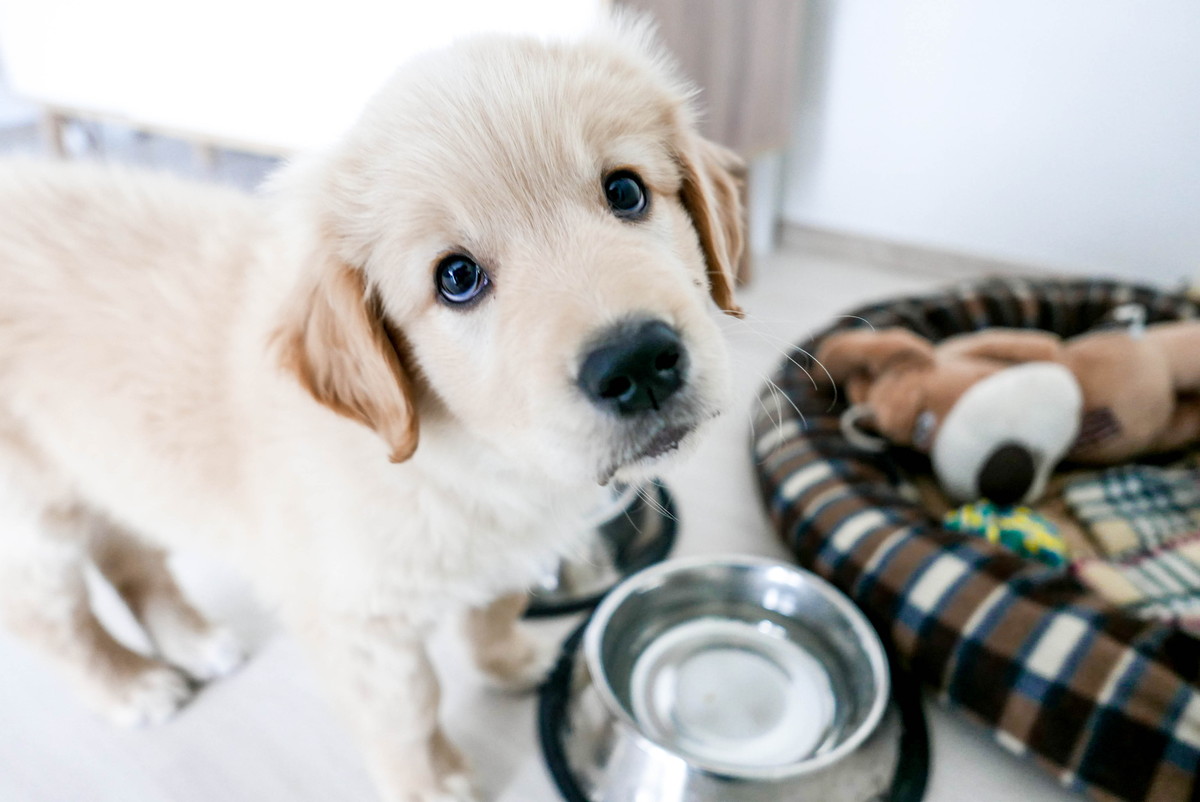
[
  {"x1": 719, "y1": 313, "x2": 842, "y2": 411},
  {"x1": 727, "y1": 322, "x2": 822, "y2": 395},
  {"x1": 741, "y1": 377, "x2": 808, "y2": 468},
  {"x1": 831, "y1": 314, "x2": 878, "y2": 331},
  {"x1": 759, "y1": 383, "x2": 786, "y2": 445},
  {"x1": 751, "y1": 366, "x2": 805, "y2": 429},
  {"x1": 764, "y1": 376, "x2": 804, "y2": 430},
  {"x1": 750, "y1": 374, "x2": 779, "y2": 426},
  {"x1": 786, "y1": 344, "x2": 840, "y2": 411},
  {"x1": 751, "y1": 375, "x2": 800, "y2": 447},
  {"x1": 620, "y1": 501, "x2": 648, "y2": 539},
  {"x1": 746, "y1": 382, "x2": 787, "y2": 466},
  {"x1": 635, "y1": 483, "x2": 677, "y2": 525}
]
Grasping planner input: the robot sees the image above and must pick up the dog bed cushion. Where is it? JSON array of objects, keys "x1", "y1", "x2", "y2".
[{"x1": 752, "y1": 277, "x2": 1200, "y2": 802}]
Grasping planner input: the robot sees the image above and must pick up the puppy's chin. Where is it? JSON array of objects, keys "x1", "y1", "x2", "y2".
[{"x1": 598, "y1": 413, "x2": 716, "y2": 487}]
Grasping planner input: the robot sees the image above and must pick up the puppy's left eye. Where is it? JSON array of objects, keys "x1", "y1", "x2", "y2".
[
  {"x1": 604, "y1": 170, "x2": 649, "y2": 219},
  {"x1": 436, "y1": 254, "x2": 489, "y2": 305}
]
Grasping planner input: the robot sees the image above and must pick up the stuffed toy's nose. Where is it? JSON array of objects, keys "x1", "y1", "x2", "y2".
[
  {"x1": 977, "y1": 443, "x2": 1036, "y2": 506},
  {"x1": 931, "y1": 362, "x2": 1081, "y2": 504}
]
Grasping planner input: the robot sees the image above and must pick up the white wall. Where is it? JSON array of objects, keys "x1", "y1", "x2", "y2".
[
  {"x1": 782, "y1": 1, "x2": 1200, "y2": 285},
  {"x1": 0, "y1": 0, "x2": 603, "y2": 154},
  {"x1": 0, "y1": 62, "x2": 35, "y2": 129}
]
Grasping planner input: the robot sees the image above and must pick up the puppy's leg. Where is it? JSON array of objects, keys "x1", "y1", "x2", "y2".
[
  {"x1": 91, "y1": 526, "x2": 244, "y2": 681},
  {"x1": 463, "y1": 592, "x2": 556, "y2": 692},
  {"x1": 304, "y1": 616, "x2": 475, "y2": 802},
  {"x1": 0, "y1": 503, "x2": 193, "y2": 727}
]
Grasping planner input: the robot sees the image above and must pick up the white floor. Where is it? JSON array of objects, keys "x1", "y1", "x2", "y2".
[{"x1": 0, "y1": 127, "x2": 1081, "y2": 801}]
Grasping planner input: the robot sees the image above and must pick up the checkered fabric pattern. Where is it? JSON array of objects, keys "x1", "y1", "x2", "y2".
[
  {"x1": 1074, "y1": 533, "x2": 1200, "y2": 628},
  {"x1": 1066, "y1": 465, "x2": 1200, "y2": 630},
  {"x1": 752, "y1": 277, "x2": 1200, "y2": 801},
  {"x1": 1066, "y1": 465, "x2": 1200, "y2": 557}
]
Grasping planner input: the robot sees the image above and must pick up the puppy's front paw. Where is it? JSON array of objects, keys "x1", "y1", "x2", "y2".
[
  {"x1": 433, "y1": 773, "x2": 479, "y2": 802},
  {"x1": 166, "y1": 625, "x2": 246, "y2": 682},
  {"x1": 385, "y1": 773, "x2": 479, "y2": 802},
  {"x1": 478, "y1": 629, "x2": 560, "y2": 694},
  {"x1": 101, "y1": 664, "x2": 194, "y2": 728}
]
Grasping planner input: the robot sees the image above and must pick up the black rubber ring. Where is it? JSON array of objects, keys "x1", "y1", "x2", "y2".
[{"x1": 537, "y1": 619, "x2": 592, "y2": 802}]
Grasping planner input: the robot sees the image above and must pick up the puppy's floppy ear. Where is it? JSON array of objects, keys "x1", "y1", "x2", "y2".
[
  {"x1": 275, "y1": 253, "x2": 419, "y2": 463},
  {"x1": 817, "y1": 328, "x2": 935, "y2": 389},
  {"x1": 678, "y1": 135, "x2": 746, "y2": 318}
]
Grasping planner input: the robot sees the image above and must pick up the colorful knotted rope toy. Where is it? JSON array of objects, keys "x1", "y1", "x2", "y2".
[{"x1": 944, "y1": 502, "x2": 1067, "y2": 568}]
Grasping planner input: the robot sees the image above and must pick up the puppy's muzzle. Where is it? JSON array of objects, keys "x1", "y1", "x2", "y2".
[{"x1": 578, "y1": 320, "x2": 688, "y2": 416}]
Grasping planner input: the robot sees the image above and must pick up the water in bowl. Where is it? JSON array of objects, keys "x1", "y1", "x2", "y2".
[{"x1": 628, "y1": 616, "x2": 839, "y2": 769}]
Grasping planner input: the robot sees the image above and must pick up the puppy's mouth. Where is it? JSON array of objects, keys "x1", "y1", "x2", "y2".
[
  {"x1": 597, "y1": 422, "x2": 698, "y2": 486},
  {"x1": 633, "y1": 422, "x2": 694, "y2": 461}
]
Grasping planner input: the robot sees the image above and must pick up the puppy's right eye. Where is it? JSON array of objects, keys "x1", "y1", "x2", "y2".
[
  {"x1": 604, "y1": 170, "x2": 648, "y2": 219},
  {"x1": 436, "y1": 254, "x2": 489, "y2": 305}
]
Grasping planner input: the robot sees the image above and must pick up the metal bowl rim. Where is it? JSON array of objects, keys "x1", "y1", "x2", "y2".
[{"x1": 581, "y1": 553, "x2": 891, "y2": 781}]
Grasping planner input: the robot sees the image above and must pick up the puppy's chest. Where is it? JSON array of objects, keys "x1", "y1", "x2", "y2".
[{"x1": 314, "y1": 475, "x2": 593, "y2": 615}]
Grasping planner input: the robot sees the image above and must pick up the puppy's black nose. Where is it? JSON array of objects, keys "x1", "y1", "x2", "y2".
[
  {"x1": 977, "y1": 442, "x2": 1036, "y2": 507},
  {"x1": 579, "y1": 320, "x2": 687, "y2": 416}
]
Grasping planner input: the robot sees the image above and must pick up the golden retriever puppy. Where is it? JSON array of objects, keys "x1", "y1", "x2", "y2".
[{"x1": 0, "y1": 19, "x2": 742, "y2": 802}]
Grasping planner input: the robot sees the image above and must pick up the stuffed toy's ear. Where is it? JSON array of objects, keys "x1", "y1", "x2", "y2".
[
  {"x1": 938, "y1": 329, "x2": 1063, "y2": 364},
  {"x1": 816, "y1": 328, "x2": 935, "y2": 393}
]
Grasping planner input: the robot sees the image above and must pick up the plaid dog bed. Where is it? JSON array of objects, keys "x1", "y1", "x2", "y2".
[{"x1": 752, "y1": 277, "x2": 1200, "y2": 801}]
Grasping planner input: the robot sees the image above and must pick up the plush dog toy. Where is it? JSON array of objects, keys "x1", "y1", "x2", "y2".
[{"x1": 817, "y1": 318, "x2": 1200, "y2": 505}]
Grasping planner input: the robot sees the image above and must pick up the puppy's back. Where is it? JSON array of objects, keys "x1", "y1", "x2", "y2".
[
  {"x1": 0, "y1": 161, "x2": 261, "y2": 532},
  {"x1": 0, "y1": 160, "x2": 258, "y2": 329}
]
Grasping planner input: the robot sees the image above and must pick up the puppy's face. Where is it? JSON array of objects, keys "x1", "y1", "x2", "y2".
[{"x1": 277, "y1": 29, "x2": 742, "y2": 485}]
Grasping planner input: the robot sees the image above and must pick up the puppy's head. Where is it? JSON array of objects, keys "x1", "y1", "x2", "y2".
[{"x1": 275, "y1": 21, "x2": 742, "y2": 485}]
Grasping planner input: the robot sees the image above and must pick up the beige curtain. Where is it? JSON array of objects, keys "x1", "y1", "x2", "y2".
[{"x1": 614, "y1": 0, "x2": 804, "y2": 156}]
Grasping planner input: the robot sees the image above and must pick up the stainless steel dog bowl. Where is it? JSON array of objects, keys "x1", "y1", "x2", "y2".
[
  {"x1": 549, "y1": 556, "x2": 900, "y2": 801},
  {"x1": 526, "y1": 481, "x2": 677, "y2": 617}
]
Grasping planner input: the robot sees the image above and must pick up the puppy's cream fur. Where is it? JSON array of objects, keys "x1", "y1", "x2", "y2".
[{"x1": 0, "y1": 22, "x2": 743, "y2": 802}]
